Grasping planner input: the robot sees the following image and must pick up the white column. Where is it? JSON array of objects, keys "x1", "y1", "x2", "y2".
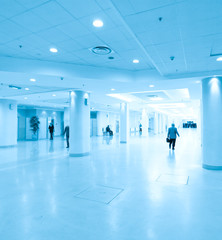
[
  {"x1": 202, "y1": 77, "x2": 222, "y2": 170},
  {"x1": 120, "y1": 103, "x2": 129, "y2": 143},
  {"x1": 154, "y1": 112, "x2": 158, "y2": 134},
  {"x1": 64, "y1": 107, "x2": 70, "y2": 127},
  {"x1": 141, "y1": 109, "x2": 148, "y2": 136},
  {"x1": 69, "y1": 90, "x2": 90, "y2": 157},
  {"x1": 0, "y1": 99, "x2": 17, "y2": 147}
]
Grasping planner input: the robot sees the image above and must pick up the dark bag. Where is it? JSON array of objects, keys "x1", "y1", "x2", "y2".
[{"x1": 166, "y1": 137, "x2": 170, "y2": 143}]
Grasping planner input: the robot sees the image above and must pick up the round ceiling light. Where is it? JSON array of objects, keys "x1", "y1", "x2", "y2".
[
  {"x1": 30, "y1": 78, "x2": 36, "y2": 82},
  {"x1": 133, "y1": 59, "x2": 139, "y2": 63},
  {"x1": 216, "y1": 57, "x2": 222, "y2": 61},
  {"x1": 50, "y1": 48, "x2": 58, "y2": 53},
  {"x1": 91, "y1": 46, "x2": 112, "y2": 55},
  {"x1": 93, "y1": 19, "x2": 103, "y2": 27}
]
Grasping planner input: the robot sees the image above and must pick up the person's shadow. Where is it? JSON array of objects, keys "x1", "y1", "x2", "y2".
[
  {"x1": 167, "y1": 150, "x2": 176, "y2": 167},
  {"x1": 49, "y1": 141, "x2": 54, "y2": 152},
  {"x1": 103, "y1": 135, "x2": 113, "y2": 145}
]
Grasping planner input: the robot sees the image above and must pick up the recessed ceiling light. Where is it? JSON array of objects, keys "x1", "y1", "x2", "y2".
[
  {"x1": 133, "y1": 59, "x2": 139, "y2": 63},
  {"x1": 30, "y1": 78, "x2": 36, "y2": 82},
  {"x1": 24, "y1": 97, "x2": 28, "y2": 100},
  {"x1": 93, "y1": 19, "x2": 103, "y2": 27},
  {"x1": 52, "y1": 94, "x2": 56, "y2": 97},
  {"x1": 195, "y1": 80, "x2": 201, "y2": 84},
  {"x1": 216, "y1": 57, "x2": 222, "y2": 61},
  {"x1": 149, "y1": 97, "x2": 163, "y2": 101},
  {"x1": 50, "y1": 48, "x2": 58, "y2": 53},
  {"x1": 25, "y1": 87, "x2": 29, "y2": 90},
  {"x1": 111, "y1": 88, "x2": 115, "y2": 91},
  {"x1": 149, "y1": 85, "x2": 154, "y2": 88}
]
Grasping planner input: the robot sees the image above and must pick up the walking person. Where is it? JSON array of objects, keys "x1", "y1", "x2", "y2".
[
  {"x1": 49, "y1": 122, "x2": 54, "y2": 140},
  {"x1": 63, "y1": 125, "x2": 69, "y2": 148},
  {"x1": 167, "y1": 123, "x2": 180, "y2": 150}
]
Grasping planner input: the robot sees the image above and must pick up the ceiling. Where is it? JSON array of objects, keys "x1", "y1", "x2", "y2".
[{"x1": 0, "y1": 0, "x2": 220, "y2": 114}]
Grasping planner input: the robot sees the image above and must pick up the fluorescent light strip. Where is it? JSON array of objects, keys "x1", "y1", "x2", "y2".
[{"x1": 107, "y1": 93, "x2": 133, "y2": 102}]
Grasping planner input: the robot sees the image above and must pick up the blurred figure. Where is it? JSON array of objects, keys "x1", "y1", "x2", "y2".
[
  {"x1": 48, "y1": 122, "x2": 54, "y2": 140},
  {"x1": 63, "y1": 125, "x2": 70, "y2": 148},
  {"x1": 167, "y1": 123, "x2": 180, "y2": 150},
  {"x1": 139, "y1": 123, "x2": 142, "y2": 135},
  {"x1": 106, "y1": 125, "x2": 113, "y2": 136}
]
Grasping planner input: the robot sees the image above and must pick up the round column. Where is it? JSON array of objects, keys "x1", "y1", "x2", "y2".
[
  {"x1": 202, "y1": 77, "x2": 222, "y2": 169},
  {"x1": 69, "y1": 91, "x2": 90, "y2": 157},
  {"x1": 154, "y1": 112, "x2": 158, "y2": 135},
  {"x1": 141, "y1": 109, "x2": 148, "y2": 136},
  {"x1": 120, "y1": 103, "x2": 129, "y2": 143},
  {"x1": 0, "y1": 99, "x2": 17, "y2": 147}
]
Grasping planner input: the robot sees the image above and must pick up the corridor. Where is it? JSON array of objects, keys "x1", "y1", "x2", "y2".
[{"x1": 1, "y1": 129, "x2": 221, "y2": 240}]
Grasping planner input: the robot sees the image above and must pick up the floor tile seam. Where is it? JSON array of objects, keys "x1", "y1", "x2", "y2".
[
  {"x1": 0, "y1": 153, "x2": 69, "y2": 172},
  {"x1": 106, "y1": 188, "x2": 124, "y2": 204},
  {"x1": 73, "y1": 195, "x2": 110, "y2": 204}
]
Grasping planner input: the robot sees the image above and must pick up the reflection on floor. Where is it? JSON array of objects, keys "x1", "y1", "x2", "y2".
[{"x1": 0, "y1": 129, "x2": 222, "y2": 240}]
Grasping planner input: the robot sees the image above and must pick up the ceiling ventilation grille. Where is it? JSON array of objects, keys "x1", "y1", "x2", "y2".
[
  {"x1": 91, "y1": 46, "x2": 112, "y2": 55},
  {"x1": 147, "y1": 95, "x2": 158, "y2": 98}
]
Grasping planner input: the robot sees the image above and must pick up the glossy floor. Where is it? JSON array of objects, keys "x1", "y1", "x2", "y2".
[{"x1": 0, "y1": 129, "x2": 222, "y2": 240}]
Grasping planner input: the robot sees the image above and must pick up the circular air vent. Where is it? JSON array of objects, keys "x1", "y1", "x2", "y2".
[{"x1": 91, "y1": 46, "x2": 112, "y2": 55}]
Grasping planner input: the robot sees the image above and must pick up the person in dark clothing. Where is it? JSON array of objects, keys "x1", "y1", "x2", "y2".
[
  {"x1": 49, "y1": 122, "x2": 54, "y2": 140},
  {"x1": 167, "y1": 123, "x2": 180, "y2": 150},
  {"x1": 63, "y1": 126, "x2": 70, "y2": 148},
  {"x1": 139, "y1": 123, "x2": 142, "y2": 135},
  {"x1": 106, "y1": 125, "x2": 113, "y2": 136}
]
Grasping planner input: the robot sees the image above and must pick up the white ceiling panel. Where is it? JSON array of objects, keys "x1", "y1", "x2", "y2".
[
  {"x1": 73, "y1": 48, "x2": 108, "y2": 61},
  {"x1": 95, "y1": 0, "x2": 113, "y2": 10},
  {"x1": 56, "y1": 39, "x2": 85, "y2": 53},
  {"x1": 109, "y1": 0, "x2": 135, "y2": 17},
  {"x1": 40, "y1": 52, "x2": 85, "y2": 64},
  {"x1": 18, "y1": 34, "x2": 51, "y2": 49},
  {"x1": 0, "y1": 0, "x2": 26, "y2": 18},
  {"x1": 0, "y1": 20, "x2": 31, "y2": 39},
  {"x1": 57, "y1": 20, "x2": 91, "y2": 38},
  {"x1": 15, "y1": 0, "x2": 51, "y2": 9},
  {"x1": 0, "y1": 32, "x2": 16, "y2": 44},
  {"x1": 102, "y1": 60, "x2": 136, "y2": 70},
  {"x1": 11, "y1": 11, "x2": 51, "y2": 33},
  {"x1": 4, "y1": 40, "x2": 35, "y2": 52},
  {"x1": 129, "y1": 0, "x2": 183, "y2": 13},
  {"x1": 108, "y1": 40, "x2": 135, "y2": 53},
  {"x1": 56, "y1": 0, "x2": 102, "y2": 19},
  {"x1": 177, "y1": 0, "x2": 222, "y2": 23},
  {"x1": 0, "y1": 45, "x2": 20, "y2": 57},
  {"x1": 154, "y1": 41, "x2": 185, "y2": 60},
  {"x1": 135, "y1": 32, "x2": 156, "y2": 47},
  {"x1": 74, "y1": 34, "x2": 105, "y2": 49},
  {"x1": 104, "y1": 9, "x2": 128, "y2": 28},
  {"x1": 180, "y1": 18, "x2": 222, "y2": 40},
  {"x1": 0, "y1": 15, "x2": 6, "y2": 23},
  {"x1": 124, "y1": 4, "x2": 178, "y2": 34},
  {"x1": 37, "y1": 28, "x2": 71, "y2": 44},
  {"x1": 137, "y1": 27, "x2": 181, "y2": 47},
  {"x1": 32, "y1": 1, "x2": 74, "y2": 26},
  {"x1": 95, "y1": 28, "x2": 130, "y2": 45}
]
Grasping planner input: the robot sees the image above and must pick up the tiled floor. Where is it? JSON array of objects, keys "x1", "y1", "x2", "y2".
[{"x1": 1, "y1": 129, "x2": 222, "y2": 239}]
